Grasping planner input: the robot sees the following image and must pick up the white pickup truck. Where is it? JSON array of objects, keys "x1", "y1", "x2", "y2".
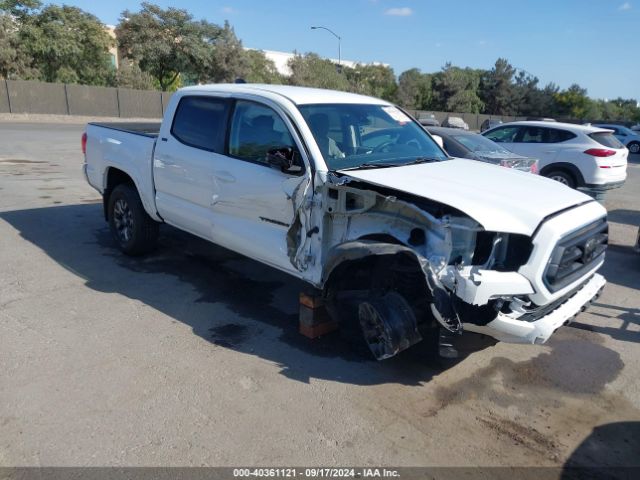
[{"x1": 83, "y1": 84, "x2": 608, "y2": 360}]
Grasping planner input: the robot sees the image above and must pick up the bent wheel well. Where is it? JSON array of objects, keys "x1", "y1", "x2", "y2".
[{"x1": 323, "y1": 251, "x2": 431, "y2": 325}]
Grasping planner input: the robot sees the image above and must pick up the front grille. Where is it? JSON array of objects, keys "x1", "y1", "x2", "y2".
[{"x1": 544, "y1": 218, "x2": 608, "y2": 292}]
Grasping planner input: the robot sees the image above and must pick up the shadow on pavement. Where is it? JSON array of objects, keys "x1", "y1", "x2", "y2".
[
  {"x1": 571, "y1": 300, "x2": 639, "y2": 344},
  {"x1": 607, "y1": 208, "x2": 639, "y2": 227},
  {"x1": 0, "y1": 203, "x2": 497, "y2": 386},
  {"x1": 561, "y1": 421, "x2": 640, "y2": 479}
]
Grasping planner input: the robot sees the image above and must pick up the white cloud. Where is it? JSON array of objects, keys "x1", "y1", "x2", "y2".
[
  {"x1": 385, "y1": 7, "x2": 413, "y2": 16},
  {"x1": 221, "y1": 6, "x2": 237, "y2": 14},
  {"x1": 618, "y1": 2, "x2": 632, "y2": 10}
]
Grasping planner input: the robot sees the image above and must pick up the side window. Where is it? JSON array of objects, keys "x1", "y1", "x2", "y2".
[
  {"x1": 171, "y1": 96, "x2": 230, "y2": 152},
  {"x1": 228, "y1": 100, "x2": 296, "y2": 163},
  {"x1": 545, "y1": 129, "x2": 576, "y2": 143},
  {"x1": 521, "y1": 127, "x2": 545, "y2": 143},
  {"x1": 484, "y1": 126, "x2": 520, "y2": 143}
]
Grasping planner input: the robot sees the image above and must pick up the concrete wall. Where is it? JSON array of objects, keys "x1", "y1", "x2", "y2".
[
  {"x1": 1, "y1": 79, "x2": 166, "y2": 118},
  {"x1": 414, "y1": 110, "x2": 532, "y2": 131},
  {"x1": 0, "y1": 80, "x2": 9, "y2": 113},
  {"x1": 118, "y1": 88, "x2": 163, "y2": 118},
  {"x1": 6, "y1": 80, "x2": 68, "y2": 115},
  {"x1": 66, "y1": 84, "x2": 119, "y2": 117}
]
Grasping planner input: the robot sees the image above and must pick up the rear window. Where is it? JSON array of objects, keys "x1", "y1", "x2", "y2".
[
  {"x1": 171, "y1": 96, "x2": 231, "y2": 152},
  {"x1": 589, "y1": 132, "x2": 624, "y2": 149}
]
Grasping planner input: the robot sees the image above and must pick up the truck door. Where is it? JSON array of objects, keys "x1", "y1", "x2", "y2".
[
  {"x1": 153, "y1": 95, "x2": 232, "y2": 239},
  {"x1": 209, "y1": 99, "x2": 311, "y2": 274}
]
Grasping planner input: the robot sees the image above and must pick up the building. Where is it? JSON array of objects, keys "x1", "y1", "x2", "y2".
[
  {"x1": 105, "y1": 25, "x2": 119, "y2": 69},
  {"x1": 247, "y1": 48, "x2": 388, "y2": 76}
]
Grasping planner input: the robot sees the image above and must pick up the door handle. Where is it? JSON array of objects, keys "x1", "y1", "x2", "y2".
[
  {"x1": 543, "y1": 150, "x2": 556, "y2": 154},
  {"x1": 214, "y1": 171, "x2": 236, "y2": 183}
]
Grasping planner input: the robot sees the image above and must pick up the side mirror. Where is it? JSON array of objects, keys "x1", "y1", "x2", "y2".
[{"x1": 267, "y1": 147, "x2": 303, "y2": 174}]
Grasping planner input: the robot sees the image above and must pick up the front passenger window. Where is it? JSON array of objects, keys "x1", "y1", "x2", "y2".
[
  {"x1": 229, "y1": 101, "x2": 297, "y2": 163},
  {"x1": 484, "y1": 126, "x2": 520, "y2": 143}
]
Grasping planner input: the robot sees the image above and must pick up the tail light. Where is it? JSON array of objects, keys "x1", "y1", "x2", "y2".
[
  {"x1": 584, "y1": 148, "x2": 615, "y2": 157},
  {"x1": 81, "y1": 132, "x2": 87, "y2": 155},
  {"x1": 530, "y1": 160, "x2": 539, "y2": 174}
]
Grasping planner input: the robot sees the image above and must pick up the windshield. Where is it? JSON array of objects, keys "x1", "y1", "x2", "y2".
[
  {"x1": 453, "y1": 134, "x2": 512, "y2": 155},
  {"x1": 298, "y1": 103, "x2": 448, "y2": 170}
]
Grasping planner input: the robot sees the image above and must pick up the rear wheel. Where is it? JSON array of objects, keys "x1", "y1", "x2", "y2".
[
  {"x1": 627, "y1": 142, "x2": 640, "y2": 154},
  {"x1": 108, "y1": 184, "x2": 159, "y2": 255},
  {"x1": 545, "y1": 170, "x2": 576, "y2": 189}
]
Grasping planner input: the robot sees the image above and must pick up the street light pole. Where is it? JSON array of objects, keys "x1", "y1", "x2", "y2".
[{"x1": 310, "y1": 26, "x2": 341, "y2": 67}]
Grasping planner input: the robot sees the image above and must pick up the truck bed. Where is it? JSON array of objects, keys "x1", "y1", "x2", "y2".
[{"x1": 88, "y1": 122, "x2": 161, "y2": 138}]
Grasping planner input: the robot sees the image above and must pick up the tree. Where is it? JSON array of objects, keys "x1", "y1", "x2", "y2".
[
  {"x1": 243, "y1": 49, "x2": 282, "y2": 84},
  {"x1": 396, "y1": 68, "x2": 432, "y2": 110},
  {"x1": 206, "y1": 20, "x2": 247, "y2": 83},
  {"x1": 116, "y1": 2, "x2": 220, "y2": 91},
  {"x1": 480, "y1": 58, "x2": 516, "y2": 115},
  {"x1": 15, "y1": 4, "x2": 114, "y2": 85},
  {"x1": 432, "y1": 63, "x2": 483, "y2": 113},
  {"x1": 345, "y1": 64, "x2": 397, "y2": 101},
  {"x1": 287, "y1": 53, "x2": 350, "y2": 91},
  {"x1": 512, "y1": 71, "x2": 540, "y2": 116},
  {"x1": 0, "y1": 11, "x2": 37, "y2": 79},
  {"x1": 0, "y1": 0, "x2": 40, "y2": 19},
  {"x1": 554, "y1": 84, "x2": 590, "y2": 119},
  {"x1": 116, "y1": 61, "x2": 155, "y2": 90}
]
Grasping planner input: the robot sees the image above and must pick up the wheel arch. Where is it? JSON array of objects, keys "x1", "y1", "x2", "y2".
[
  {"x1": 540, "y1": 162, "x2": 585, "y2": 187},
  {"x1": 103, "y1": 167, "x2": 137, "y2": 221}
]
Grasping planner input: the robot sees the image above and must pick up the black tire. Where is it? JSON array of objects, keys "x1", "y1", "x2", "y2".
[
  {"x1": 544, "y1": 170, "x2": 576, "y2": 189},
  {"x1": 107, "y1": 184, "x2": 159, "y2": 255},
  {"x1": 627, "y1": 142, "x2": 640, "y2": 154}
]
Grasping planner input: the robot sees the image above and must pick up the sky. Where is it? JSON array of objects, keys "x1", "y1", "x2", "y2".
[{"x1": 51, "y1": 0, "x2": 639, "y2": 100}]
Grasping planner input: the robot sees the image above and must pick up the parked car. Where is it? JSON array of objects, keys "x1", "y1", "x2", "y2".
[
  {"x1": 442, "y1": 116, "x2": 469, "y2": 130},
  {"x1": 427, "y1": 127, "x2": 537, "y2": 173},
  {"x1": 480, "y1": 119, "x2": 503, "y2": 132},
  {"x1": 526, "y1": 117, "x2": 556, "y2": 122},
  {"x1": 592, "y1": 124, "x2": 640, "y2": 154},
  {"x1": 483, "y1": 121, "x2": 628, "y2": 191},
  {"x1": 631, "y1": 124, "x2": 640, "y2": 133},
  {"x1": 417, "y1": 113, "x2": 440, "y2": 127},
  {"x1": 83, "y1": 84, "x2": 608, "y2": 360}
]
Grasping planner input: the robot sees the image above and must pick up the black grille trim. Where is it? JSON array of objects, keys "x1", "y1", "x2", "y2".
[
  {"x1": 520, "y1": 276, "x2": 591, "y2": 322},
  {"x1": 544, "y1": 218, "x2": 608, "y2": 293}
]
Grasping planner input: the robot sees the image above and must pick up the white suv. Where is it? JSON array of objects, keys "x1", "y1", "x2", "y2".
[{"x1": 483, "y1": 121, "x2": 628, "y2": 191}]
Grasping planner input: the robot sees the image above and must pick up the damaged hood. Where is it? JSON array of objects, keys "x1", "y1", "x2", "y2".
[{"x1": 338, "y1": 158, "x2": 593, "y2": 235}]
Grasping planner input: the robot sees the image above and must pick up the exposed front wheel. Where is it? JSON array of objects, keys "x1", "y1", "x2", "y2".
[
  {"x1": 545, "y1": 170, "x2": 576, "y2": 189},
  {"x1": 108, "y1": 184, "x2": 159, "y2": 255},
  {"x1": 357, "y1": 292, "x2": 422, "y2": 360},
  {"x1": 628, "y1": 142, "x2": 640, "y2": 154}
]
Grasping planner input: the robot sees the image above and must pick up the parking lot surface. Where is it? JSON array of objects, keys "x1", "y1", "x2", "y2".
[{"x1": 1, "y1": 122, "x2": 639, "y2": 468}]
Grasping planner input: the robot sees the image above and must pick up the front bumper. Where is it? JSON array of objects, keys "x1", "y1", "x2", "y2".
[{"x1": 463, "y1": 273, "x2": 606, "y2": 344}]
